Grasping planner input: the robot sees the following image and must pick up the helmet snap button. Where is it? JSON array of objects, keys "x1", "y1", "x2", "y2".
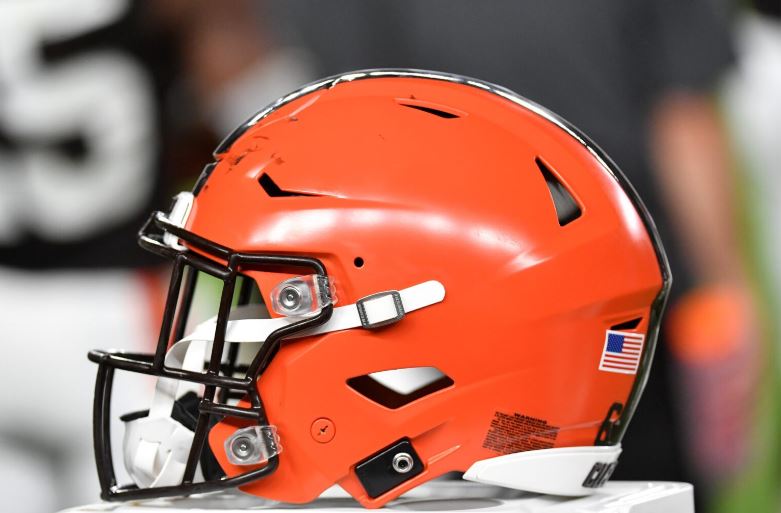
[
  {"x1": 310, "y1": 418, "x2": 335, "y2": 443},
  {"x1": 392, "y1": 452, "x2": 414, "y2": 474}
]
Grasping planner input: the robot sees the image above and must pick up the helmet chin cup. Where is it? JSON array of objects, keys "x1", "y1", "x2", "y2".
[{"x1": 123, "y1": 415, "x2": 197, "y2": 488}]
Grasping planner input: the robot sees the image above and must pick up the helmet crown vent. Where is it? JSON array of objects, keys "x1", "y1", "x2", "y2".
[
  {"x1": 535, "y1": 157, "x2": 582, "y2": 226},
  {"x1": 258, "y1": 173, "x2": 319, "y2": 198}
]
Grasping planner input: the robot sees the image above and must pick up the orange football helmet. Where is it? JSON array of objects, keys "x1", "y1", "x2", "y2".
[{"x1": 89, "y1": 70, "x2": 670, "y2": 507}]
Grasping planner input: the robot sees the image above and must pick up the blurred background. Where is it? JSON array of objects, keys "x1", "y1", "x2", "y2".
[{"x1": 1, "y1": 0, "x2": 780, "y2": 511}]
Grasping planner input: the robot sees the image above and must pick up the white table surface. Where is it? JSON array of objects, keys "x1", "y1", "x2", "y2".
[{"x1": 60, "y1": 480, "x2": 694, "y2": 513}]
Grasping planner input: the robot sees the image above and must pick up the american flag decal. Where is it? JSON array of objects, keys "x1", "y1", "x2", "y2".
[{"x1": 598, "y1": 330, "x2": 645, "y2": 374}]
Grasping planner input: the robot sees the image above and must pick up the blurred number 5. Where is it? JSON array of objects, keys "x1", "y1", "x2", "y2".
[{"x1": 0, "y1": 0, "x2": 156, "y2": 243}]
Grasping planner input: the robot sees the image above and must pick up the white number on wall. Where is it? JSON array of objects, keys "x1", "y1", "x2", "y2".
[{"x1": 0, "y1": 0, "x2": 156, "y2": 243}]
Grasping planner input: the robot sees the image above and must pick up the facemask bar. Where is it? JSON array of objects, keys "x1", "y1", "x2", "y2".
[
  {"x1": 217, "y1": 274, "x2": 258, "y2": 405},
  {"x1": 88, "y1": 212, "x2": 334, "y2": 501}
]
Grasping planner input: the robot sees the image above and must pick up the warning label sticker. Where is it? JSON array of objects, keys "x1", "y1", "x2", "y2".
[{"x1": 481, "y1": 411, "x2": 559, "y2": 454}]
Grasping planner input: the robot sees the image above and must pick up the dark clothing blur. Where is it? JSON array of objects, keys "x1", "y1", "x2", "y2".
[
  {"x1": 0, "y1": 3, "x2": 181, "y2": 270},
  {"x1": 272, "y1": 0, "x2": 733, "y2": 485},
  {"x1": 273, "y1": 0, "x2": 732, "y2": 290}
]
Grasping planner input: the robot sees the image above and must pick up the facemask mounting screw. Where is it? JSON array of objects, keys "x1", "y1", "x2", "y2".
[
  {"x1": 279, "y1": 286, "x2": 302, "y2": 310},
  {"x1": 224, "y1": 425, "x2": 281, "y2": 466},
  {"x1": 229, "y1": 435, "x2": 255, "y2": 462}
]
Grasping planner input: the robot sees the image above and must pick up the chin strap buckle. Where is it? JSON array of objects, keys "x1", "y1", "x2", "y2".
[{"x1": 356, "y1": 290, "x2": 406, "y2": 329}]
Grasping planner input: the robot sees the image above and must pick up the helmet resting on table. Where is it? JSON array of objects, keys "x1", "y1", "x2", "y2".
[{"x1": 88, "y1": 69, "x2": 670, "y2": 508}]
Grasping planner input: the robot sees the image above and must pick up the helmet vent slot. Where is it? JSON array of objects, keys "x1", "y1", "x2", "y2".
[
  {"x1": 347, "y1": 367, "x2": 454, "y2": 409},
  {"x1": 536, "y1": 157, "x2": 582, "y2": 226},
  {"x1": 258, "y1": 173, "x2": 318, "y2": 197},
  {"x1": 397, "y1": 100, "x2": 461, "y2": 119},
  {"x1": 610, "y1": 317, "x2": 643, "y2": 330}
]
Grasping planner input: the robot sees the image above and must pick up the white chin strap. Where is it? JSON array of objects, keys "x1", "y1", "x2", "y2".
[{"x1": 123, "y1": 280, "x2": 445, "y2": 489}]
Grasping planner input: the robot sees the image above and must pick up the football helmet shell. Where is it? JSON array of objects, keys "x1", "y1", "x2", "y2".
[{"x1": 89, "y1": 69, "x2": 670, "y2": 508}]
